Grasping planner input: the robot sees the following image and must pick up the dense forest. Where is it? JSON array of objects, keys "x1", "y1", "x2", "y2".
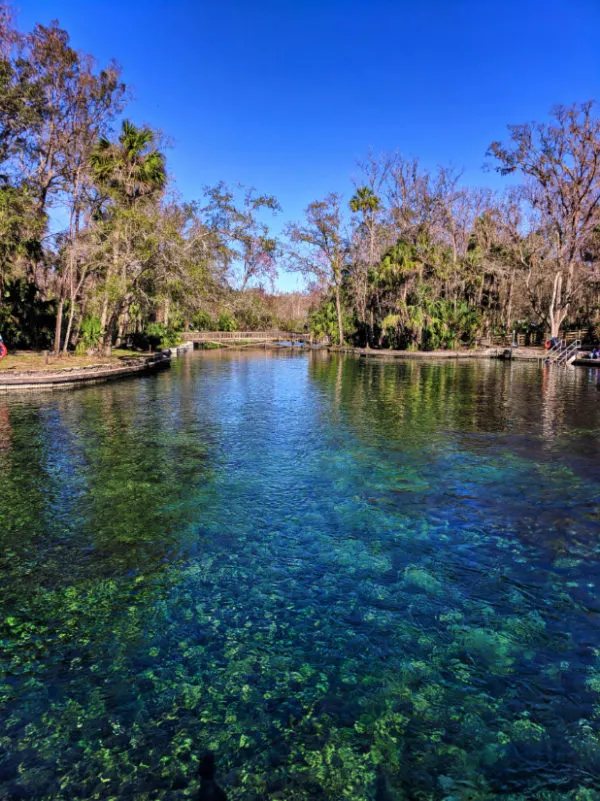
[{"x1": 1, "y1": 5, "x2": 599, "y2": 353}]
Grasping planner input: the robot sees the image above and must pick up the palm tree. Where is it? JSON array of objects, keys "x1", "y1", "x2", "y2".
[
  {"x1": 90, "y1": 120, "x2": 166, "y2": 206},
  {"x1": 349, "y1": 186, "x2": 380, "y2": 216},
  {"x1": 378, "y1": 240, "x2": 419, "y2": 291},
  {"x1": 349, "y1": 187, "x2": 381, "y2": 346},
  {"x1": 90, "y1": 121, "x2": 166, "y2": 346}
]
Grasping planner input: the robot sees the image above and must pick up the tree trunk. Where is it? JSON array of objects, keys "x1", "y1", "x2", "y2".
[
  {"x1": 63, "y1": 263, "x2": 87, "y2": 352},
  {"x1": 62, "y1": 175, "x2": 82, "y2": 354},
  {"x1": 115, "y1": 298, "x2": 131, "y2": 347},
  {"x1": 334, "y1": 279, "x2": 344, "y2": 346},
  {"x1": 100, "y1": 290, "x2": 110, "y2": 342},
  {"x1": 53, "y1": 298, "x2": 64, "y2": 355},
  {"x1": 116, "y1": 314, "x2": 126, "y2": 347},
  {"x1": 72, "y1": 297, "x2": 87, "y2": 349},
  {"x1": 101, "y1": 228, "x2": 120, "y2": 347},
  {"x1": 365, "y1": 215, "x2": 376, "y2": 348},
  {"x1": 548, "y1": 271, "x2": 563, "y2": 338},
  {"x1": 504, "y1": 273, "x2": 514, "y2": 332},
  {"x1": 103, "y1": 310, "x2": 117, "y2": 354},
  {"x1": 477, "y1": 276, "x2": 485, "y2": 308},
  {"x1": 63, "y1": 303, "x2": 76, "y2": 353}
]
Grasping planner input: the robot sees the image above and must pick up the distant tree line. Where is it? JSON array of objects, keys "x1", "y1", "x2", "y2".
[
  {"x1": 1, "y1": 4, "x2": 599, "y2": 352},
  {"x1": 287, "y1": 103, "x2": 600, "y2": 348}
]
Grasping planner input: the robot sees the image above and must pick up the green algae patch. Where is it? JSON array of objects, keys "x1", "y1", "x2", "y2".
[{"x1": 403, "y1": 565, "x2": 444, "y2": 594}]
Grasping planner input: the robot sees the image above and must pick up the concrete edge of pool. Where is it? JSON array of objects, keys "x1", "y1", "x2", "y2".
[{"x1": 0, "y1": 351, "x2": 171, "y2": 392}]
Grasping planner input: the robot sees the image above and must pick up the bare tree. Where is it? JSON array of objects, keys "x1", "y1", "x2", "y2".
[
  {"x1": 201, "y1": 183, "x2": 280, "y2": 292},
  {"x1": 286, "y1": 193, "x2": 347, "y2": 345},
  {"x1": 488, "y1": 102, "x2": 600, "y2": 336}
]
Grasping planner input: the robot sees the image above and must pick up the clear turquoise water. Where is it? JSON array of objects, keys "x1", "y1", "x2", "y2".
[{"x1": 1, "y1": 351, "x2": 600, "y2": 800}]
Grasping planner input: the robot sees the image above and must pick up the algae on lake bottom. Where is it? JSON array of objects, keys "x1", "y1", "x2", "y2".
[{"x1": 1, "y1": 352, "x2": 600, "y2": 799}]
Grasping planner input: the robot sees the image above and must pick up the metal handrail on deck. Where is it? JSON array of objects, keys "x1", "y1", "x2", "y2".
[
  {"x1": 539, "y1": 339, "x2": 581, "y2": 366},
  {"x1": 556, "y1": 339, "x2": 581, "y2": 365},
  {"x1": 539, "y1": 339, "x2": 565, "y2": 364}
]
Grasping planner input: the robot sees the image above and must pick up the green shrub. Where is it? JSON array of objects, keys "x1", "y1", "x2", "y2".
[
  {"x1": 217, "y1": 312, "x2": 236, "y2": 332},
  {"x1": 190, "y1": 310, "x2": 214, "y2": 331},
  {"x1": 0, "y1": 279, "x2": 55, "y2": 350},
  {"x1": 309, "y1": 299, "x2": 354, "y2": 344},
  {"x1": 144, "y1": 322, "x2": 183, "y2": 350},
  {"x1": 75, "y1": 316, "x2": 102, "y2": 354}
]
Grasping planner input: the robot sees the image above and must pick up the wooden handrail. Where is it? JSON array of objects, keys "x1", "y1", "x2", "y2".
[
  {"x1": 182, "y1": 330, "x2": 310, "y2": 342},
  {"x1": 477, "y1": 328, "x2": 592, "y2": 348}
]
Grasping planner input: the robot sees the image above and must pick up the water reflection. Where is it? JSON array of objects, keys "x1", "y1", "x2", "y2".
[
  {"x1": 0, "y1": 351, "x2": 599, "y2": 800},
  {"x1": 0, "y1": 405, "x2": 12, "y2": 451}
]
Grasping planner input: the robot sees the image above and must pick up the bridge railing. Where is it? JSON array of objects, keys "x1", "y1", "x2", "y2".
[
  {"x1": 182, "y1": 330, "x2": 309, "y2": 342},
  {"x1": 476, "y1": 328, "x2": 592, "y2": 348}
]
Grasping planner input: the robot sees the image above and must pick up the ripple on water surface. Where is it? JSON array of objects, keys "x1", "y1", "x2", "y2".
[{"x1": 1, "y1": 351, "x2": 600, "y2": 800}]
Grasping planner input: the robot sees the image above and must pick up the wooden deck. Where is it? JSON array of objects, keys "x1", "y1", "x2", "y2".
[{"x1": 573, "y1": 357, "x2": 600, "y2": 367}]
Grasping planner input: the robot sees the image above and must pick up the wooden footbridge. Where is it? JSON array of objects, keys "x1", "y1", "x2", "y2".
[{"x1": 182, "y1": 330, "x2": 311, "y2": 347}]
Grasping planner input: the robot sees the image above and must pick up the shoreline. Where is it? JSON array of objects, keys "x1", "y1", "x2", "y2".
[
  {"x1": 0, "y1": 352, "x2": 171, "y2": 392},
  {"x1": 327, "y1": 346, "x2": 548, "y2": 361},
  {"x1": 216, "y1": 342, "x2": 585, "y2": 364}
]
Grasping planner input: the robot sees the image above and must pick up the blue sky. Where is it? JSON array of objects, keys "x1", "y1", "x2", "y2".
[{"x1": 16, "y1": 0, "x2": 600, "y2": 290}]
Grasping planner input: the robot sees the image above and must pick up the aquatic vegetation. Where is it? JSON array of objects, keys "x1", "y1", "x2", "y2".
[
  {"x1": 1, "y1": 353, "x2": 600, "y2": 799},
  {"x1": 403, "y1": 566, "x2": 444, "y2": 594}
]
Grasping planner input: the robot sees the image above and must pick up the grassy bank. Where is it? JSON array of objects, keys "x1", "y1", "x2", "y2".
[{"x1": 0, "y1": 350, "x2": 147, "y2": 372}]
